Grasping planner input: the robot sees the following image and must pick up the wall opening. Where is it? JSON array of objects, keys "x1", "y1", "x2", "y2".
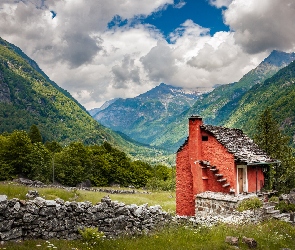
[
  {"x1": 237, "y1": 165, "x2": 248, "y2": 194},
  {"x1": 202, "y1": 136, "x2": 208, "y2": 141}
]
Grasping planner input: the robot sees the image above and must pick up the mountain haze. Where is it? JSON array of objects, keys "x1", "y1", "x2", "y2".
[{"x1": 92, "y1": 83, "x2": 202, "y2": 146}]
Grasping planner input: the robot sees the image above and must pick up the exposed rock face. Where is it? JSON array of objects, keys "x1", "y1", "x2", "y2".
[
  {"x1": 0, "y1": 71, "x2": 11, "y2": 104},
  {"x1": 0, "y1": 196, "x2": 171, "y2": 241}
]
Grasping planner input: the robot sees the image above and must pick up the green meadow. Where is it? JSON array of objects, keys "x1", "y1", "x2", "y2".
[{"x1": 0, "y1": 182, "x2": 295, "y2": 250}]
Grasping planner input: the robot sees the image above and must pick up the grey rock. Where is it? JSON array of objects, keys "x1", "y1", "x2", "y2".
[
  {"x1": 0, "y1": 227, "x2": 22, "y2": 241},
  {"x1": 0, "y1": 195, "x2": 7, "y2": 203},
  {"x1": 23, "y1": 213, "x2": 38, "y2": 223},
  {"x1": 26, "y1": 190, "x2": 39, "y2": 199},
  {"x1": 0, "y1": 220, "x2": 14, "y2": 232},
  {"x1": 33, "y1": 197, "x2": 46, "y2": 207}
]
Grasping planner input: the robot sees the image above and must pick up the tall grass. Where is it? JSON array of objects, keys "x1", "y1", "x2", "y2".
[
  {"x1": 0, "y1": 183, "x2": 175, "y2": 212},
  {"x1": 0, "y1": 182, "x2": 77, "y2": 201},
  {"x1": 77, "y1": 189, "x2": 175, "y2": 213},
  {"x1": 2, "y1": 220, "x2": 295, "y2": 250},
  {"x1": 0, "y1": 182, "x2": 29, "y2": 200}
]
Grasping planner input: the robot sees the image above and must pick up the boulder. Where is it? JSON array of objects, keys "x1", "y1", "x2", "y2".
[
  {"x1": 225, "y1": 236, "x2": 239, "y2": 246},
  {"x1": 242, "y1": 236, "x2": 257, "y2": 248},
  {"x1": 26, "y1": 190, "x2": 39, "y2": 200}
]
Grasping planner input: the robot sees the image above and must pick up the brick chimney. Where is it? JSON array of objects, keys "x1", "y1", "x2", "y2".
[{"x1": 188, "y1": 115, "x2": 204, "y2": 194}]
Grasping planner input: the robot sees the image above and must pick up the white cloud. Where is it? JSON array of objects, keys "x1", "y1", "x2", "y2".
[
  {"x1": 0, "y1": 0, "x2": 293, "y2": 109},
  {"x1": 224, "y1": 0, "x2": 295, "y2": 53},
  {"x1": 141, "y1": 41, "x2": 178, "y2": 82},
  {"x1": 209, "y1": 0, "x2": 233, "y2": 8},
  {"x1": 174, "y1": 0, "x2": 186, "y2": 9}
]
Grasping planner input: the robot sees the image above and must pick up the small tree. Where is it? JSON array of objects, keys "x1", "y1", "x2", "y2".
[
  {"x1": 29, "y1": 124, "x2": 42, "y2": 143},
  {"x1": 254, "y1": 108, "x2": 295, "y2": 192}
]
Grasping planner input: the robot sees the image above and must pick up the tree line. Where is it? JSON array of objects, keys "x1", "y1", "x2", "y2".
[
  {"x1": 0, "y1": 125, "x2": 175, "y2": 189},
  {"x1": 254, "y1": 108, "x2": 295, "y2": 193}
]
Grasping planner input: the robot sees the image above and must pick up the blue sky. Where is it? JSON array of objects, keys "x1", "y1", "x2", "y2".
[
  {"x1": 0, "y1": 0, "x2": 295, "y2": 109},
  {"x1": 143, "y1": 0, "x2": 229, "y2": 37},
  {"x1": 107, "y1": 0, "x2": 229, "y2": 39}
]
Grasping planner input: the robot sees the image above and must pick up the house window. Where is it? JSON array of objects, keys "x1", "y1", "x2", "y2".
[{"x1": 202, "y1": 136, "x2": 208, "y2": 141}]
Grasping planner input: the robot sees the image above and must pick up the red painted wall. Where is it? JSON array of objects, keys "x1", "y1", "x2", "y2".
[
  {"x1": 201, "y1": 131, "x2": 236, "y2": 193},
  {"x1": 188, "y1": 117, "x2": 204, "y2": 195},
  {"x1": 247, "y1": 166, "x2": 264, "y2": 193},
  {"x1": 176, "y1": 143, "x2": 195, "y2": 216}
]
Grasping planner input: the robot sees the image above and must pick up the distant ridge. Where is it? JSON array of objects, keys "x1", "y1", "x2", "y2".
[{"x1": 91, "y1": 83, "x2": 203, "y2": 147}]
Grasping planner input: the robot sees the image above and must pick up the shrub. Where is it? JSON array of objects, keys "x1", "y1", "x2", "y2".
[
  {"x1": 78, "y1": 227, "x2": 105, "y2": 247},
  {"x1": 146, "y1": 177, "x2": 175, "y2": 191},
  {"x1": 275, "y1": 201, "x2": 295, "y2": 213},
  {"x1": 237, "y1": 197, "x2": 263, "y2": 212},
  {"x1": 268, "y1": 196, "x2": 279, "y2": 203}
]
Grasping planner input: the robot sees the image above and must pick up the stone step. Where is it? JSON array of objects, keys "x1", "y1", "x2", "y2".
[
  {"x1": 210, "y1": 168, "x2": 218, "y2": 172},
  {"x1": 217, "y1": 178, "x2": 227, "y2": 182},
  {"x1": 201, "y1": 160, "x2": 210, "y2": 166},
  {"x1": 222, "y1": 183, "x2": 230, "y2": 188},
  {"x1": 263, "y1": 206, "x2": 275, "y2": 212},
  {"x1": 215, "y1": 174, "x2": 223, "y2": 177},
  {"x1": 272, "y1": 213, "x2": 290, "y2": 220},
  {"x1": 266, "y1": 209, "x2": 280, "y2": 216}
]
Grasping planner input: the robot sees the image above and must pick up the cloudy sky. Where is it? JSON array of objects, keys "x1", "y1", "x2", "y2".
[{"x1": 1, "y1": 0, "x2": 295, "y2": 109}]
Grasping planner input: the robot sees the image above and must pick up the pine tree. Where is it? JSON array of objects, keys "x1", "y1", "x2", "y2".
[
  {"x1": 254, "y1": 108, "x2": 295, "y2": 192},
  {"x1": 28, "y1": 124, "x2": 42, "y2": 143}
]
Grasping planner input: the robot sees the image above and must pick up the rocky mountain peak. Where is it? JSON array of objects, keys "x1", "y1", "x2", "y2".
[{"x1": 262, "y1": 50, "x2": 295, "y2": 67}]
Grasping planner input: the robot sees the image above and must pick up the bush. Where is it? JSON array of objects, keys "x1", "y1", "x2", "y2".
[
  {"x1": 275, "y1": 201, "x2": 295, "y2": 213},
  {"x1": 78, "y1": 227, "x2": 105, "y2": 247},
  {"x1": 146, "y1": 177, "x2": 175, "y2": 191},
  {"x1": 237, "y1": 197, "x2": 263, "y2": 212},
  {"x1": 268, "y1": 196, "x2": 279, "y2": 203}
]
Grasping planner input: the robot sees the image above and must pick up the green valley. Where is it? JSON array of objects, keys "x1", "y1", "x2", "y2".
[{"x1": 0, "y1": 37, "x2": 173, "y2": 165}]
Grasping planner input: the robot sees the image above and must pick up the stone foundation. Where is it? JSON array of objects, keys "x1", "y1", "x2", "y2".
[{"x1": 195, "y1": 191, "x2": 257, "y2": 216}]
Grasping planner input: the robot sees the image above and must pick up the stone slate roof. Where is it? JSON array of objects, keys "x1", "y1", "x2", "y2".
[{"x1": 201, "y1": 125, "x2": 276, "y2": 164}]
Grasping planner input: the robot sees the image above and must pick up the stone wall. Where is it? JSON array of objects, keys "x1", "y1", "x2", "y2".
[
  {"x1": 0, "y1": 195, "x2": 171, "y2": 242},
  {"x1": 195, "y1": 191, "x2": 257, "y2": 216}
]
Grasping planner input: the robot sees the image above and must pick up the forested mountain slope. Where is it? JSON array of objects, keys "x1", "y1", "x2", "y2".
[
  {"x1": 224, "y1": 59, "x2": 295, "y2": 142},
  {"x1": 0, "y1": 37, "x2": 172, "y2": 165}
]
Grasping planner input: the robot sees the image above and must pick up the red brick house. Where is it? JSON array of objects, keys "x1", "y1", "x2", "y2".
[{"x1": 176, "y1": 115, "x2": 277, "y2": 216}]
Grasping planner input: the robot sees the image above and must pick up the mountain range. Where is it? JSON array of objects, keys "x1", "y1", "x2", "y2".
[
  {"x1": 91, "y1": 50, "x2": 295, "y2": 153},
  {"x1": 91, "y1": 83, "x2": 203, "y2": 146}
]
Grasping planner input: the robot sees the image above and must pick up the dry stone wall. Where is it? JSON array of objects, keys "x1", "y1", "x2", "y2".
[
  {"x1": 0, "y1": 195, "x2": 171, "y2": 242},
  {"x1": 195, "y1": 191, "x2": 257, "y2": 216}
]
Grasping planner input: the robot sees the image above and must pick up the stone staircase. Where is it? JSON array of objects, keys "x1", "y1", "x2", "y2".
[
  {"x1": 200, "y1": 160, "x2": 232, "y2": 190},
  {"x1": 263, "y1": 202, "x2": 294, "y2": 223},
  {"x1": 263, "y1": 203, "x2": 280, "y2": 218}
]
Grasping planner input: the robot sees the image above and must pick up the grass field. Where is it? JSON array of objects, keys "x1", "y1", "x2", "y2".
[
  {"x1": 0, "y1": 182, "x2": 176, "y2": 213},
  {"x1": 0, "y1": 182, "x2": 295, "y2": 250}
]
